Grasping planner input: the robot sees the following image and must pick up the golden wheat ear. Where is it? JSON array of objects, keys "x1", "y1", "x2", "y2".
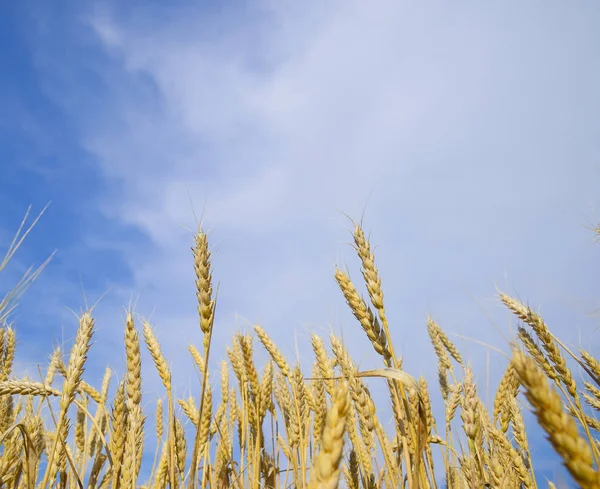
[
  {"x1": 512, "y1": 349, "x2": 600, "y2": 489},
  {"x1": 308, "y1": 381, "x2": 350, "y2": 489},
  {"x1": 334, "y1": 268, "x2": 392, "y2": 365}
]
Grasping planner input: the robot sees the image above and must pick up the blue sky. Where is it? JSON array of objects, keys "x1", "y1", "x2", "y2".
[{"x1": 1, "y1": 0, "x2": 600, "y2": 485}]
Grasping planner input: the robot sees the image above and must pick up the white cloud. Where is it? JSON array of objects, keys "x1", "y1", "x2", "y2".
[{"x1": 22, "y1": 0, "x2": 600, "y2": 426}]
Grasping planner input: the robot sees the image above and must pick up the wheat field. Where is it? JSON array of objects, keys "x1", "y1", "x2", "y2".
[{"x1": 0, "y1": 211, "x2": 599, "y2": 489}]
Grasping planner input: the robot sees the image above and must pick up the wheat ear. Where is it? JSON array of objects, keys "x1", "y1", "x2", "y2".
[
  {"x1": 512, "y1": 349, "x2": 600, "y2": 489},
  {"x1": 308, "y1": 381, "x2": 350, "y2": 489}
]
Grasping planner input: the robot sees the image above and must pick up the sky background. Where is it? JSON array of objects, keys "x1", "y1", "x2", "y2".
[{"x1": 1, "y1": 1, "x2": 599, "y2": 486}]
